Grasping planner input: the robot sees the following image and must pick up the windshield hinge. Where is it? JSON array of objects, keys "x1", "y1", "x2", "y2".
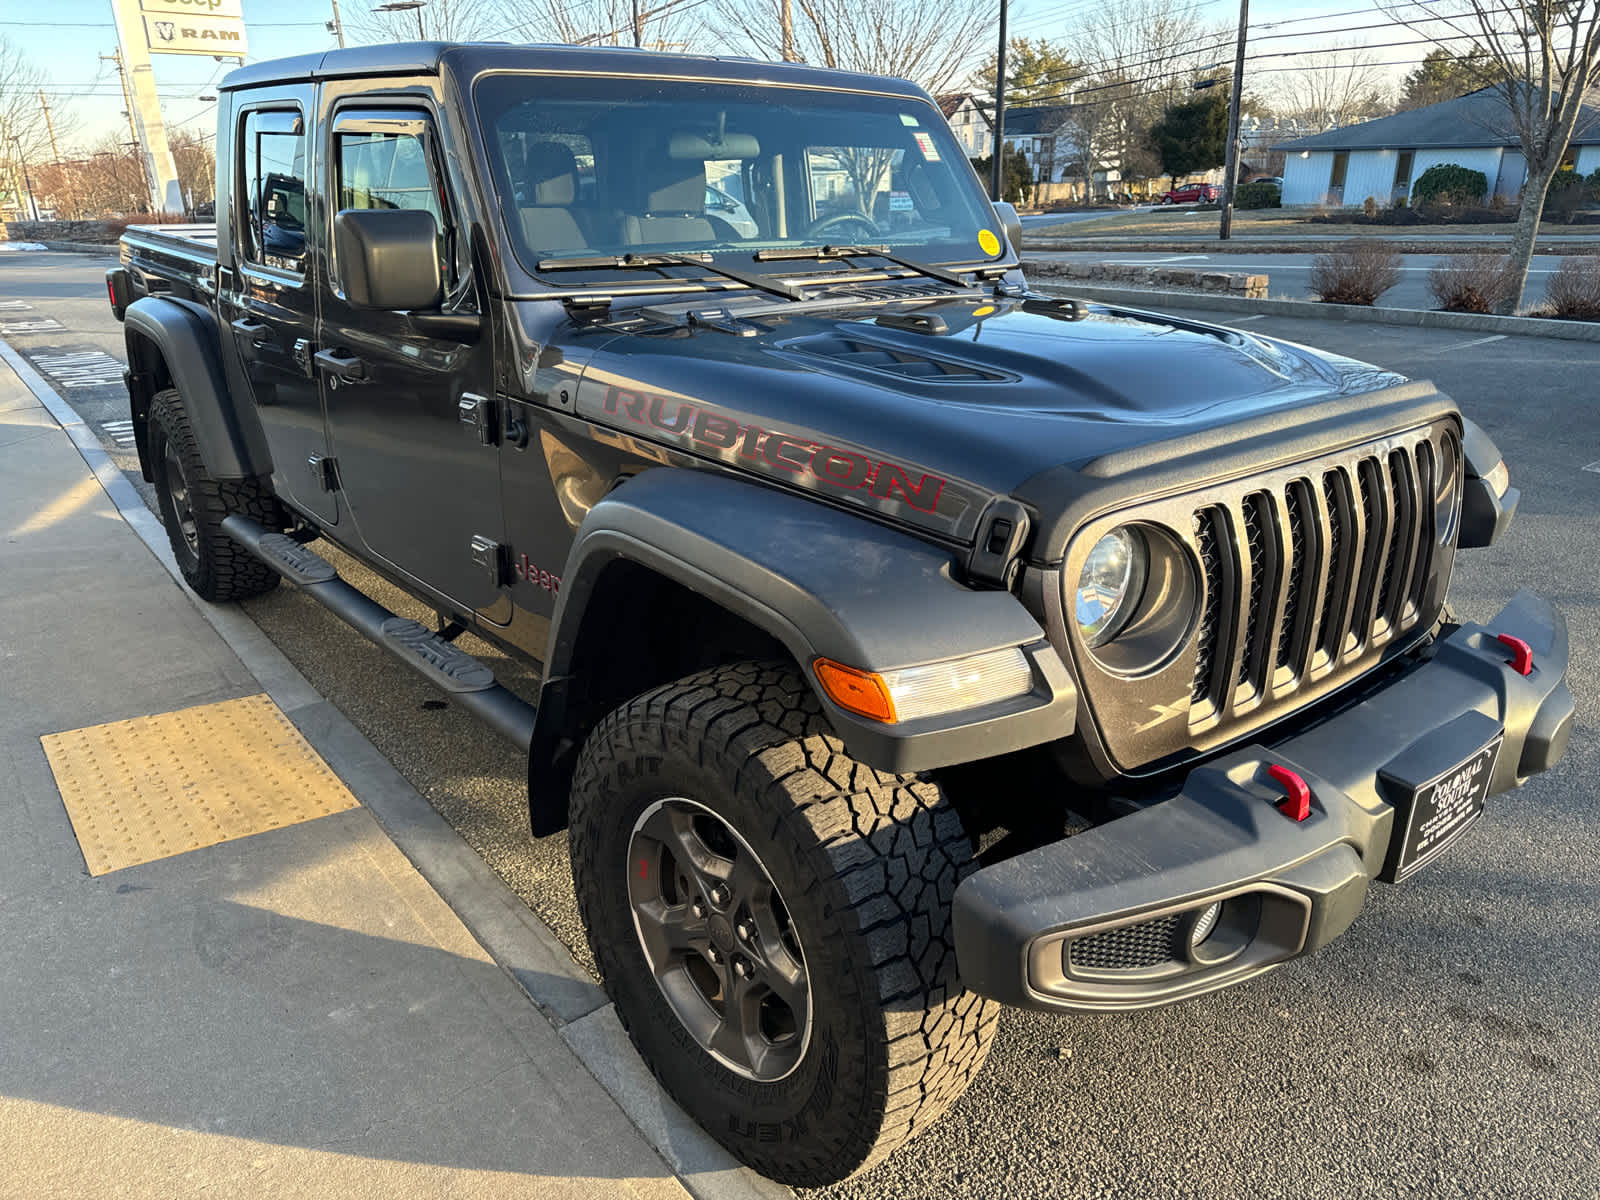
[{"x1": 562, "y1": 295, "x2": 613, "y2": 323}]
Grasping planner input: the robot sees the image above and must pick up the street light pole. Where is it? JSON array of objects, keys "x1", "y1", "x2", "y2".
[
  {"x1": 990, "y1": 0, "x2": 1008, "y2": 202},
  {"x1": 1218, "y1": 0, "x2": 1249, "y2": 241}
]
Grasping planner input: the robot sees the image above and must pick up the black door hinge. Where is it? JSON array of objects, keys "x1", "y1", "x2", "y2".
[
  {"x1": 458, "y1": 393, "x2": 498, "y2": 446},
  {"x1": 308, "y1": 454, "x2": 340, "y2": 493},
  {"x1": 470, "y1": 535, "x2": 507, "y2": 586}
]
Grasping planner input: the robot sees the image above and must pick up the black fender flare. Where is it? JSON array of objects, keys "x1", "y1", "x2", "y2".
[
  {"x1": 528, "y1": 469, "x2": 1075, "y2": 832},
  {"x1": 1459, "y1": 415, "x2": 1518, "y2": 548},
  {"x1": 124, "y1": 296, "x2": 272, "y2": 480}
]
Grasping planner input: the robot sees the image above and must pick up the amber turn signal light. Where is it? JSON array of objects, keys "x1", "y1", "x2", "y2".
[{"x1": 813, "y1": 658, "x2": 897, "y2": 723}]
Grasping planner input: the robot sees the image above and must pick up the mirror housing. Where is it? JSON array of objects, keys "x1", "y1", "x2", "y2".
[
  {"x1": 334, "y1": 208, "x2": 442, "y2": 311},
  {"x1": 991, "y1": 201, "x2": 1024, "y2": 255}
]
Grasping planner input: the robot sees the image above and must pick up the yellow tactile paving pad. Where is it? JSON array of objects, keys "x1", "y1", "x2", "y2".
[{"x1": 41, "y1": 694, "x2": 359, "y2": 876}]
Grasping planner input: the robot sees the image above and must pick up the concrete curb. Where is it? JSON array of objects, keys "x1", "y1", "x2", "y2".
[
  {"x1": 0, "y1": 335, "x2": 788, "y2": 1200},
  {"x1": 1030, "y1": 281, "x2": 1600, "y2": 342}
]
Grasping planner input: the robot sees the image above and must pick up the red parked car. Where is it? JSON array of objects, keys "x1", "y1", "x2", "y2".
[{"x1": 1159, "y1": 182, "x2": 1218, "y2": 205}]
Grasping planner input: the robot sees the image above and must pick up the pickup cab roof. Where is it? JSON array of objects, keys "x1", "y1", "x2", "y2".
[{"x1": 218, "y1": 41, "x2": 930, "y2": 102}]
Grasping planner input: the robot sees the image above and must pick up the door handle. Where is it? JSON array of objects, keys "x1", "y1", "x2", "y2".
[
  {"x1": 314, "y1": 348, "x2": 366, "y2": 382},
  {"x1": 230, "y1": 317, "x2": 270, "y2": 346}
]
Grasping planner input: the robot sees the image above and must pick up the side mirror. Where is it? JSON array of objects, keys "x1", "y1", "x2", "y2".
[
  {"x1": 333, "y1": 208, "x2": 442, "y2": 311},
  {"x1": 991, "y1": 201, "x2": 1024, "y2": 255}
]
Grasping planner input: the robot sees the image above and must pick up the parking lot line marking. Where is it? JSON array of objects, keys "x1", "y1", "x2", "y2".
[
  {"x1": 31, "y1": 349, "x2": 125, "y2": 389},
  {"x1": 41, "y1": 693, "x2": 360, "y2": 876},
  {"x1": 1584, "y1": 461, "x2": 1600, "y2": 474},
  {"x1": 1447, "y1": 334, "x2": 1508, "y2": 350},
  {"x1": 1232, "y1": 314, "x2": 1266, "y2": 322},
  {"x1": 0, "y1": 300, "x2": 32, "y2": 311},
  {"x1": 101, "y1": 419, "x2": 137, "y2": 447},
  {"x1": 0, "y1": 318, "x2": 66, "y2": 334}
]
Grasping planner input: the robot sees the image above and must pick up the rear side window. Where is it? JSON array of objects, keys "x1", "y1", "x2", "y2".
[{"x1": 240, "y1": 109, "x2": 307, "y2": 273}]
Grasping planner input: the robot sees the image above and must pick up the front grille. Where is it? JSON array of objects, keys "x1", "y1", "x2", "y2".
[
  {"x1": 1073, "y1": 421, "x2": 1460, "y2": 772},
  {"x1": 1189, "y1": 435, "x2": 1442, "y2": 715},
  {"x1": 1068, "y1": 914, "x2": 1185, "y2": 972}
]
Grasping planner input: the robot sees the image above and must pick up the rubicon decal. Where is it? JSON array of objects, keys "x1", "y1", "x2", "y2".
[{"x1": 590, "y1": 386, "x2": 980, "y2": 532}]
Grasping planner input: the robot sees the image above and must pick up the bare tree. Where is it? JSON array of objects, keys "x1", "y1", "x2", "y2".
[
  {"x1": 346, "y1": 0, "x2": 500, "y2": 43},
  {"x1": 493, "y1": 0, "x2": 707, "y2": 50},
  {"x1": 722, "y1": 0, "x2": 995, "y2": 95},
  {"x1": 1385, "y1": 0, "x2": 1600, "y2": 311},
  {"x1": 1266, "y1": 44, "x2": 1394, "y2": 130},
  {"x1": 0, "y1": 37, "x2": 57, "y2": 170}
]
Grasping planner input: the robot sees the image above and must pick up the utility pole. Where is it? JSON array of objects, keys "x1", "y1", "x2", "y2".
[
  {"x1": 101, "y1": 50, "x2": 152, "y2": 207},
  {"x1": 10, "y1": 139, "x2": 40, "y2": 221},
  {"x1": 780, "y1": 0, "x2": 794, "y2": 61},
  {"x1": 1218, "y1": 0, "x2": 1249, "y2": 241},
  {"x1": 989, "y1": 0, "x2": 1007, "y2": 202},
  {"x1": 107, "y1": 0, "x2": 183, "y2": 214},
  {"x1": 39, "y1": 93, "x2": 61, "y2": 161},
  {"x1": 632, "y1": 0, "x2": 643, "y2": 46},
  {"x1": 328, "y1": 0, "x2": 347, "y2": 47}
]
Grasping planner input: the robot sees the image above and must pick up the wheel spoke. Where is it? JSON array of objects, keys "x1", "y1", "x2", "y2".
[
  {"x1": 706, "y1": 969, "x2": 766, "y2": 1073},
  {"x1": 758, "y1": 949, "x2": 808, "y2": 1019},
  {"x1": 633, "y1": 898, "x2": 707, "y2": 968}
]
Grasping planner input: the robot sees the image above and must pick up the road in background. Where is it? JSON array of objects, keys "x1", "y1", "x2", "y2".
[
  {"x1": 4, "y1": 249, "x2": 1598, "y2": 1200},
  {"x1": 1026, "y1": 249, "x2": 1565, "y2": 310}
]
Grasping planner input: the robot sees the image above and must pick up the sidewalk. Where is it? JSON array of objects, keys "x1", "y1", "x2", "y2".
[{"x1": 0, "y1": 358, "x2": 692, "y2": 1196}]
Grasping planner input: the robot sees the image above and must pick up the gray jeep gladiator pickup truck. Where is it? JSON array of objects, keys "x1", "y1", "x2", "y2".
[{"x1": 107, "y1": 42, "x2": 1573, "y2": 1185}]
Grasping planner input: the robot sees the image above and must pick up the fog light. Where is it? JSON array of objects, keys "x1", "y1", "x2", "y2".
[{"x1": 1188, "y1": 901, "x2": 1222, "y2": 949}]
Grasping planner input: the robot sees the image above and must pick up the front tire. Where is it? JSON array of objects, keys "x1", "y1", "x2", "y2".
[
  {"x1": 569, "y1": 662, "x2": 998, "y2": 1186},
  {"x1": 147, "y1": 388, "x2": 282, "y2": 602}
]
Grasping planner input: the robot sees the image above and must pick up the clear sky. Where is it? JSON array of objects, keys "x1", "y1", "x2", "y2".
[{"x1": 4, "y1": 0, "x2": 1429, "y2": 152}]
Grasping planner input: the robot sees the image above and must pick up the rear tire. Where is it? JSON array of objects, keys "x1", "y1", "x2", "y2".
[
  {"x1": 568, "y1": 661, "x2": 998, "y2": 1186},
  {"x1": 147, "y1": 388, "x2": 282, "y2": 603}
]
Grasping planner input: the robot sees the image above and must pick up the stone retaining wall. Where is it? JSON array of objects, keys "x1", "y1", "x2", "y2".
[
  {"x1": 3, "y1": 220, "x2": 122, "y2": 244},
  {"x1": 1024, "y1": 258, "x2": 1268, "y2": 298}
]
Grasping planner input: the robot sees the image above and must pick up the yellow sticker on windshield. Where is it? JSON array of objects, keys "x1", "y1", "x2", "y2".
[{"x1": 977, "y1": 228, "x2": 1001, "y2": 256}]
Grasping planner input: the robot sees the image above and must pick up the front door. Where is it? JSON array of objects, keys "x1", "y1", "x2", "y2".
[
  {"x1": 221, "y1": 91, "x2": 339, "y2": 525},
  {"x1": 315, "y1": 98, "x2": 508, "y2": 622}
]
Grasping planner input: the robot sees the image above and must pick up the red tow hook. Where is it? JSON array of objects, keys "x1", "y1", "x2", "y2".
[
  {"x1": 1266, "y1": 764, "x2": 1312, "y2": 822},
  {"x1": 1496, "y1": 633, "x2": 1534, "y2": 676}
]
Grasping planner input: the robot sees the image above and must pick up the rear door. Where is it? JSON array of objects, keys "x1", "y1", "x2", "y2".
[
  {"x1": 220, "y1": 89, "x2": 339, "y2": 525},
  {"x1": 315, "y1": 94, "x2": 508, "y2": 622}
]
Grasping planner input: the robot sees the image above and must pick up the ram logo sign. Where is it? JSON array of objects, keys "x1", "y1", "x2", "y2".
[{"x1": 140, "y1": 0, "x2": 248, "y2": 56}]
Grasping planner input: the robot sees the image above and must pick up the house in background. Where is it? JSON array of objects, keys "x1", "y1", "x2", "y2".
[
  {"x1": 1277, "y1": 88, "x2": 1600, "y2": 207},
  {"x1": 935, "y1": 93, "x2": 993, "y2": 161}
]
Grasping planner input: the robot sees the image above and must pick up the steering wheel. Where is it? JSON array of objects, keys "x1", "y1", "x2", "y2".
[{"x1": 804, "y1": 211, "x2": 882, "y2": 240}]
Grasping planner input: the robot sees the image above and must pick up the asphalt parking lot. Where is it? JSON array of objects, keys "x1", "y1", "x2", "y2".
[{"x1": 3, "y1": 248, "x2": 1597, "y2": 1199}]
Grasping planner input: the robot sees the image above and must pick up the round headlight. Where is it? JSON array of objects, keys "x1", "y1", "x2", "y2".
[{"x1": 1075, "y1": 527, "x2": 1147, "y2": 648}]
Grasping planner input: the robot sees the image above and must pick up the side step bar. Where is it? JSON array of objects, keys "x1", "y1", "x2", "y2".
[{"x1": 221, "y1": 515, "x2": 537, "y2": 749}]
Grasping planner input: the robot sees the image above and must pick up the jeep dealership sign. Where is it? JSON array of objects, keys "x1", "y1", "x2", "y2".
[{"x1": 140, "y1": 0, "x2": 248, "y2": 56}]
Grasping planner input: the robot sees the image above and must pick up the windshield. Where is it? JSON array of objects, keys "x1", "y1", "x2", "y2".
[{"x1": 472, "y1": 73, "x2": 1005, "y2": 279}]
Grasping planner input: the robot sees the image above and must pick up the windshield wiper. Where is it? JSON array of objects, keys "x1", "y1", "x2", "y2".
[
  {"x1": 753, "y1": 244, "x2": 973, "y2": 289},
  {"x1": 536, "y1": 251, "x2": 808, "y2": 302}
]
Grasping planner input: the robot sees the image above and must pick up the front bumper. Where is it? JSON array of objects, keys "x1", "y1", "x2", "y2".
[{"x1": 953, "y1": 589, "x2": 1574, "y2": 1012}]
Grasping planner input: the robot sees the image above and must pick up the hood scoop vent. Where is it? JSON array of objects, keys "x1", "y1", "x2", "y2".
[{"x1": 785, "y1": 333, "x2": 1006, "y2": 382}]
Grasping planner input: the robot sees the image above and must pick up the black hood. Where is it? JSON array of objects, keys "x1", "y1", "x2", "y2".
[{"x1": 565, "y1": 292, "x2": 1411, "y2": 544}]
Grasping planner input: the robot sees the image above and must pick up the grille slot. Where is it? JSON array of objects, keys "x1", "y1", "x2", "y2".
[
  {"x1": 1187, "y1": 436, "x2": 1439, "y2": 718},
  {"x1": 1068, "y1": 914, "x2": 1186, "y2": 972},
  {"x1": 1276, "y1": 482, "x2": 1309, "y2": 672},
  {"x1": 1192, "y1": 507, "x2": 1228, "y2": 705}
]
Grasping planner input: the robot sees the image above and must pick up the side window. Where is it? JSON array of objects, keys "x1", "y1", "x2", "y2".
[
  {"x1": 334, "y1": 117, "x2": 449, "y2": 282},
  {"x1": 241, "y1": 109, "x2": 307, "y2": 273}
]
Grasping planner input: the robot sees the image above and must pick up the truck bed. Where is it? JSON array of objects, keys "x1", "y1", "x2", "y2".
[{"x1": 121, "y1": 223, "x2": 219, "y2": 305}]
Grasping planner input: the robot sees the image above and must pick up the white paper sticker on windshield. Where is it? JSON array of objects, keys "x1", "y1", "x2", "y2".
[
  {"x1": 913, "y1": 132, "x2": 940, "y2": 161},
  {"x1": 889, "y1": 190, "x2": 914, "y2": 211},
  {"x1": 900, "y1": 113, "x2": 921, "y2": 127}
]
